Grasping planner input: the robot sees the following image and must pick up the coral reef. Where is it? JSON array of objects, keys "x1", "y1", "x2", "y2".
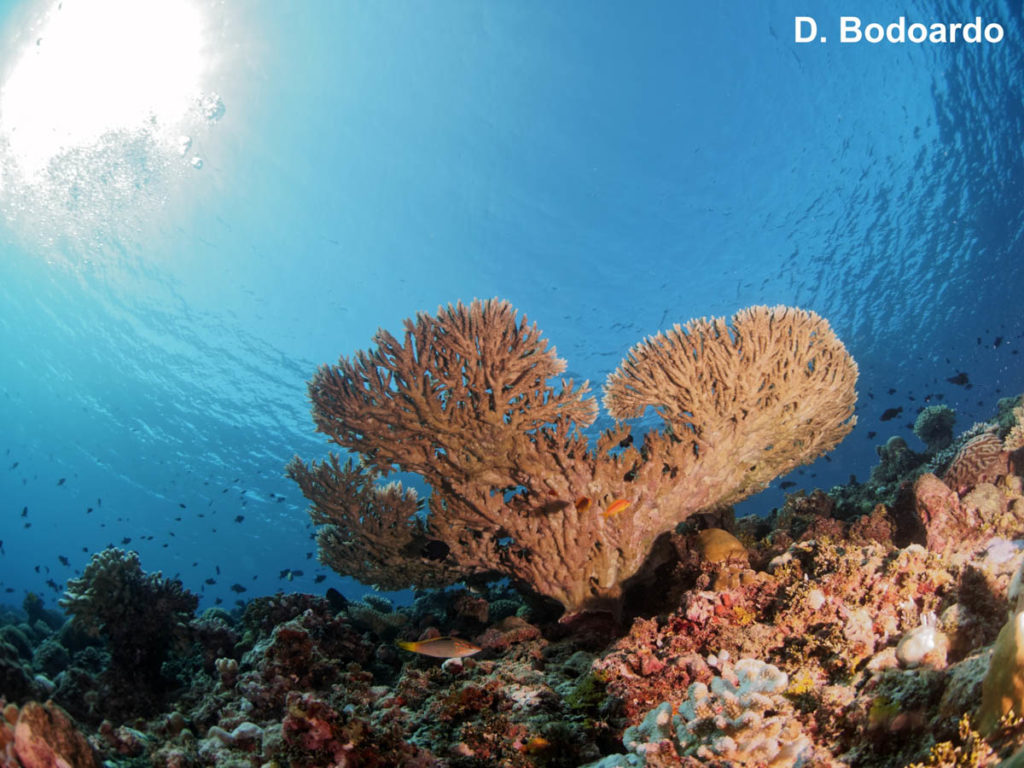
[
  {"x1": 3, "y1": 367, "x2": 1024, "y2": 768},
  {"x1": 289, "y1": 299, "x2": 857, "y2": 618},
  {"x1": 586, "y1": 654, "x2": 812, "y2": 767},
  {"x1": 915, "y1": 406, "x2": 958, "y2": 453},
  {"x1": 58, "y1": 547, "x2": 199, "y2": 721}
]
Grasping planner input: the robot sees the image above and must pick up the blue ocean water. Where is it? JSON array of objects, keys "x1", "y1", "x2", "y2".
[{"x1": 0, "y1": 0, "x2": 1021, "y2": 611}]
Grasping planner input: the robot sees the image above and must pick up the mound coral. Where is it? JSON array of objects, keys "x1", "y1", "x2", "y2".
[
  {"x1": 914, "y1": 405, "x2": 957, "y2": 453},
  {"x1": 943, "y1": 432, "x2": 1008, "y2": 493},
  {"x1": 59, "y1": 548, "x2": 198, "y2": 718},
  {"x1": 289, "y1": 300, "x2": 857, "y2": 618},
  {"x1": 586, "y1": 655, "x2": 811, "y2": 767}
]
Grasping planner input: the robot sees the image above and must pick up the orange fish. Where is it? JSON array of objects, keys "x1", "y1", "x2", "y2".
[
  {"x1": 575, "y1": 496, "x2": 592, "y2": 513},
  {"x1": 396, "y1": 636, "x2": 482, "y2": 659},
  {"x1": 518, "y1": 736, "x2": 551, "y2": 754},
  {"x1": 602, "y1": 498, "x2": 631, "y2": 518}
]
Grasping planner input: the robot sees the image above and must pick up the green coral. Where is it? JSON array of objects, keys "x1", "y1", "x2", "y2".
[
  {"x1": 565, "y1": 671, "x2": 608, "y2": 713},
  {"x1": 914, "y1": 405, "x2": 957, "y2": 453}
]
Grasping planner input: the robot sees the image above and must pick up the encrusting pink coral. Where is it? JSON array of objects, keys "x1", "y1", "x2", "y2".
[{"x1": 289, "y1": 299, "x2": 858, "y2": 618}]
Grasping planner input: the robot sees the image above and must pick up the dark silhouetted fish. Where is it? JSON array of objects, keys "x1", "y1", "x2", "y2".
[
  {"x1": 56, "y1": 478, "x2": 65, "y2": 486},
  {"x1": 121, "y1": 537, "x2": 132, "y2": 545},
  {"x1": 8, "y1": 462, "x2": 17, "y2": 469},
  {"x1": 234, "y1": 515, "x2": 244, "y2": 523},
  {"x1": 58, "y1": 555, "x2": 68, "y2": 566},
  {"x1": 205, "y1": 578, "x2": 216, "y2": 585},
  {"x1": 314, "y1": 574, "x2": 326, "y2": 583},
  {"x1": 230, "y1": 583, "x2": 247, "y2": 593},
  {"x1": 325, "y1": 587, "x2": 347, "y2": 612},
  {"x1": 880, "y1": 407, "x2": 902, "y2": 421},
  {"x1": 779, "y1": 481, "x2": 796, "y2": 489},
  {"x1": 947, "y1": 372, "x2": 970, "y2": 387},
  {"x1": 422, "y1": 540, "x2": 450, "y2": 560}
]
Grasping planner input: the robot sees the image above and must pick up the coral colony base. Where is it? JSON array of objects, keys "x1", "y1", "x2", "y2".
[{"x1": 1, "y1": 300, "x2": 1024, "y2": 767}]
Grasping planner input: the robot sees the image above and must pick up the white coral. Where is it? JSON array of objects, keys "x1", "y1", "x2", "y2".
[
  {"x1": 584, "y1": 657, "x2": 812, "y2": 768},
  {"x1": 674, "y1": 657, "x2": 810, "y2": 768}
]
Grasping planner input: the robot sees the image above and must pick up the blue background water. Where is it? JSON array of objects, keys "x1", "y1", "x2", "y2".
[{"x1": 1, "y1": 0, "x2": 1022, "y2": 610}]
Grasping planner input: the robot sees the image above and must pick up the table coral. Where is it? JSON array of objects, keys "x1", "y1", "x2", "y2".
[{"x1": 289, "y1": 299, "x2": 857, "y2": 618}]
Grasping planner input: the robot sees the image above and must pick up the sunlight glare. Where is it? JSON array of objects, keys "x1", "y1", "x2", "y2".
[{"x1": 1, "y1": 0, "x2": 206, "y2": 178}]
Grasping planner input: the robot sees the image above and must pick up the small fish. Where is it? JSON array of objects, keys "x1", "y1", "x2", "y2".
[
  {"x1": 314, "y1": 574, "x2": 326, "y2": 584},
  {"x1": 421, "y1": 539, "x2": 450, "y2": 560},
  {"x1": 57, "y1": 555, "x2": 69, "y2": 566},
  {"x1": 234, "y1": 515, "x2": 245, "y2": 523},
  {"x1": 121, "y1": 537, "x2": 132, "y2": 545},
  {"x1": 230, "y1": 583, "x2": 247, "y2": 593},
  {"x1": 56, "y1": 477, "x2": 66, "y2": 486},
  {"x1": 21, "y1": 507, "x2": 27, "y2": 517},
  {"x1": 947, "y1": 372, "x2": 970, "y2": 387},
  {"x1": 519, "y1": 736, "x2": 551, "y2": 754},
  {"x1": 534, "y1": 500, "x2": 570, "y2": 515},
  {"x1": 575, "y1": 497, "x2": 592, "y2": 513},
  {"x1": 9, "y1": 461, "x2": 17, "y2": 470},
  {"x1": 397, "y1": 636, "x2": 482, "y2": 659},
  {"x1": 602, "y1": 498, "x2": 631, "y2": 518},
  {"x1": 880, "y1": 407, "x2": 902, "y2": 422},
  {"x1": 779, "y1": 481, "x2": 796, "y2": 490},
  {"x1": 205, "y1": 578, "x2": 216, "y2": 585}
]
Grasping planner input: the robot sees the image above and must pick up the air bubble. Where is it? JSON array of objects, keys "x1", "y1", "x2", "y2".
[
  {"x1": 198, "y1": 93, "x2": 225, "y2": 122},
  {"x1": 190, "y1": 156, "x2": 203, "y2": 169}
]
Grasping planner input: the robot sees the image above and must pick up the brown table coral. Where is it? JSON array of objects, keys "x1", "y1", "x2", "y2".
[{"x1": 288, "y1": 299, "x2": 857, "y2": 619}]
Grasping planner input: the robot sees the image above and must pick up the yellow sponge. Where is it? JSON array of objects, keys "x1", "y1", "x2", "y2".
[{"x1": 978, "y1": 611, "x2": 1024, "y2": 734}]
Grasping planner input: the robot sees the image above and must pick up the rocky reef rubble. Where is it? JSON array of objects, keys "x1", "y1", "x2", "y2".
[{"x1": 1, "y1": 396, "x2": 1024, "y2": 767}]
